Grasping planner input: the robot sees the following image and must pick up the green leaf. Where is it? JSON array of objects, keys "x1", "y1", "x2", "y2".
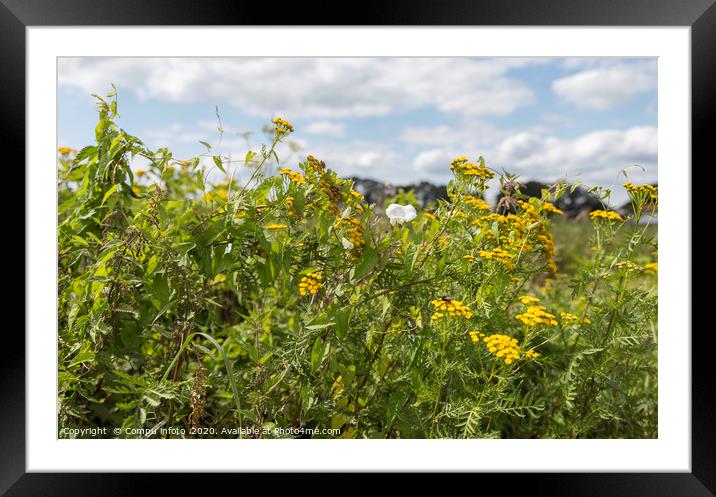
[
  {"x1": 212, "y1": 155, "x2": 226, "y2": 174},
  {"x1": 310, "y1": 337, "x2": 324, "y2": 373},
  {"x1": 305, "y1": 322, "x2": 334, "y2": 330},
  {"x1": 101, "y1": 184, "x2": 121, "y2": 205},
  {"x1": 353, "y1": 249, "x2": 379, "y2": 280}
]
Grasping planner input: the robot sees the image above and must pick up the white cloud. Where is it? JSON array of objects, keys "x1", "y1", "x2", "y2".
[
  {"x1": 400, "y1": 121, "x2": 510, "y2": 149},
  {"x1": 305, "y1": 120, "x2": 346, "y2": 138},
  {"x1": 552, "y1": 61, "x2": 656, "y2": 110},
  {"x1": 58, "y1": 57, "x2": 541, "y2": 119},
  {"x1": 408, "y1": 126, "x2": 656, "y2": 186},
  {"x1": 492, "y1": 126, "x2": 657, "y2": 184}
]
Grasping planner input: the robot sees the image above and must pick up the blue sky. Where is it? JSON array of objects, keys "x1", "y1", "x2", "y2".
[{"x1": 58, "y1": 57, "x2": 657, "y2": 204}]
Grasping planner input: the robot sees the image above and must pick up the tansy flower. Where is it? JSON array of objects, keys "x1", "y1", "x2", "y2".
[
  {"x1": 479, "y1": 248, "x2": 515, "y2": 270},
  {"x1": 58, "y1": 147, "x2": 75, "y2": 155},
  {"x1": 298, "y1": 272, "x2": 323, "y2": 296},
  {"x1": 482, "y1": 334, "x2": 521, "y2": 365},
  {"x1": 524, "y1": 349, "x2": 540, "y2": 360},
  {"x1": 559, "y1": 311, "x2": 590, "y2": 325},
  {"x1": 516, "y1": 305, "x2": 558, "y2": 327},
  {"x1": 519, "y1": 295, "x2": 540, "y2": 305},
  {"x1": 430, "y1": 298, "x2": 473, "y2": 320},
  {"x1": 542, "y1": 202, "x2": 564, "y2": 216},
  {"x1": 279, "y1": 168, "x2": 306, "y2": 185},
  {"x1": 272, "y1": 117, "x2": 294, "y2": 136},
  {"x1": 590, "y1": 210, "x2": 623, "y2": 222},
  {"x1": 464, "y1": 196, "x2": 491, "y2": 211},
  {"x1": 644, "y1": 262, "x2": 658, "y2": 274},
  {"x1": 624, "y1": 182, "x2": 658, "y2": 202}
]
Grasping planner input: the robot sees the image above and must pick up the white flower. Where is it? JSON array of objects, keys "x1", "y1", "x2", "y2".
[
  {"x1": 385, "y1": 203, "x2": 417, "y2": 226},
  {"x1": 341, "y1": 237, "x2": 355, "y2": 250}
]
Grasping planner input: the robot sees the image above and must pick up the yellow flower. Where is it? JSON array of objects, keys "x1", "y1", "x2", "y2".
[
  {"x1": 516, "y1": 305, "x2": 558, "y2": 327},
  {"x1": 336, "y1": 217, "x2": 365, "y2": 252},
  {"x1": 424, "y1": 212, "x2": 438, "y2": 221},
  {"x1": 135, "y1": 169, "x2": 147, "y2": 178},
  {"x1": 519, "y1": 295, "x2": 540, "y2": 305},
  {"x1": 272, "y1": 117, "x2": 294, "y2": 136},
  {"x1": 298, "y1": 272, "x2": 323, "y2": 296},
  {"x1": 559, "y1": 311, "x2": 592, "y2": 325},
  {"x1": 644, "y1": 262, "x2": 658, "y2": 274},
  {"x1": 450, "y1": 159, "x2": 494, "y2": 180},
  {"x1": 542, "y1": 202, "x2": 564, "y2": 216},
  {"x1": 464, "y1": 196, "x2": 491, "y2": 211},
  {"x1": 463, "y1": 255, "x2": 475, "y2": 262},
  {"x1": 265, "y1": 223, "x2": 288, "y2": 230},
  {"x1": 58, "y1": 146, "x2": 75, "y2": 155},
  {"x1": 590, "y1": 210, "x2": 623, "y2": 222},
  {"x1": 430, "y1": 298, "x2": 473, "y2": 320},
  {"x1": 482, "y1": 334, "x2": 521, "y2": 365},
  {"x1": 624, "y1": 182, "x2": 658, "y2": 203},
  {"x1": 524, "y1": 349, "x2": 540, "y2": 360},
  {"x1": 479, "y1": 248, "x2": 515, "y2": 270},
  {"x1": 279, "y1": 168, "x2": 306, "y2": 185}
]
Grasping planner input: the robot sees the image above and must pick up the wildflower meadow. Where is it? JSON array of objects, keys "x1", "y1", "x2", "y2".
[{"x1": 58, "y1": 91, "x2": 658, "y2": 439}]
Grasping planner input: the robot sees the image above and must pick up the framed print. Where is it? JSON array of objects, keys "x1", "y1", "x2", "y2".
[{"x1": 3, "y1": 0, "x2": 714, "y2": 494}]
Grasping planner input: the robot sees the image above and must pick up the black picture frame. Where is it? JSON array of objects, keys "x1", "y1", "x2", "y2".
[{"x1": 2, "y1": 0, "x2": 713, "y2": 495}]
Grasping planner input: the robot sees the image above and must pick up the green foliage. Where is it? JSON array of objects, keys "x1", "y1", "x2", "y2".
[{"x1": 58, "y1": 93, "x2": 658, "y2": 439}]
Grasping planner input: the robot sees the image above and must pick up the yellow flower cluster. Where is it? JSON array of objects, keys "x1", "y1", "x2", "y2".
[
  {"x1": 298, "y1": 272, "x2": 323, "y2": 296},
  {"x1": 468, "y1": 330, "x2": 486, "y2": 343},
  {"x1": 479, "y1": 248, "x2": 515, "y2": 270},
  {"x1": 337, "y1": 217, "x2": 365, "y2": 251},
  {"x1": 265, "y1": 223, "x2": 288, "y2": 230},
  {"x1": 430, "y1": 298, "x2": 473, "y2": 320},
  {"x1": 519, "y1": 295, "x2": 540, "y2": 305},
  {"x1": 450, "y1": 157, "x2": 494, "y2": 180},
  {"x1": 463, "y1": 255, "x2": 476, "y2": 262},
  {"x1": 284, "y1": 196, "x2": 297, "y2": 217},
  {"x1": 644, "y1": 262, "x2": 658, "y2": 274},
  {"x1": 306, "y1": 154, "x2": 326, "y2": 174},
  {"x1": 518, "y1": 200, "x2": 539, "y2": 219},
  {"x1": 349, "y1": 190, "x2": 364, "y2": 202},
  {"x1": 483, "y1": 334, "x2": 520, "y2": 365},
  {"x1": 524, "y1": 349, "x2": 540, "y2": 360},
  {"x1": 616, "y1": 261, "x2": 642, "y2": 273},
  {"x1": 272, "y1": 117, "x2": 294, "y2": 136},
  {"x1": 624, "y1": 182, "x2": 658, "y2": 202},
  {"x1": 559, "y1": 311, "x2": 591, "y2": 325},
  {"x1": 58, "y1": 146, "x2": 75, "y2": 155},
  {"x1": 537, "y1": 234, "x2": 558, "y2": 273},
  {"x1": 424, "y1": 211, "x2": 438, "y2": 221},
  {"x1": 516, "y1": 305, "x2": 558, "y2": 327},
  {"x1": 279, "y1": 168, "x2": 306, "y2": 185},
  {"x1": 590, "y1": 210, "x2": 623, "y2": 222},
  {"x1": 464, "y1": 196, "x2": 491, "y2": 211},
  {"x1": 542, "y1": 202, "x2": 564, "y2": 216},
  {"x1": 320, "y1": 176, "x2": 342, "y2": 215}
]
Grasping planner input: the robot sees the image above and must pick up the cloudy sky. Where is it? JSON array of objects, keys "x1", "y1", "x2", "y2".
[{"x1": 58, "y1": 57, "x2": 657, "y2": 204}]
